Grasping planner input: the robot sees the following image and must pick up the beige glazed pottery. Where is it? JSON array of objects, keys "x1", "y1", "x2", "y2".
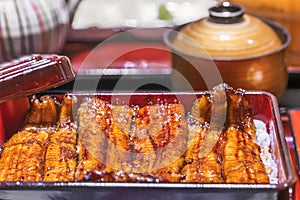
[
  {"x1": 164, "y1": 2, "x2": 290, "y2": 99},
  {"x1": 228, "y1": 0, "x2": 300, "y2": 68}
]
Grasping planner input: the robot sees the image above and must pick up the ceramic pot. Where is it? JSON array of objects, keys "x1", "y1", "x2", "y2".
[{"x1": 164, "y1": 2, "x2": 290, "y2": 99}]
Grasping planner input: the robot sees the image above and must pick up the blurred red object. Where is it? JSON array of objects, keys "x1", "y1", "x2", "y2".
[
  {"x1": 62, "y1": 42, "x2": 171, "y2": 74},
  {"x1": 288, "y1": 109, "x2": 300, "y2": 200},
  {"x1": 0, "y1": 107, "x2": 4, "y2": 146},
  {"x1": 0, "y1": 97, "x2": 30, "y2": 144}
]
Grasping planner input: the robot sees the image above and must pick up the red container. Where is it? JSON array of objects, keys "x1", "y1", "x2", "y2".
[
  {"x1": 288, "y1": 109, "x2": 300, "y2": 175},
  {"x1": 0, "y1": 97, "x2": 30, "y2": 145},
  {"x1": 0, "y1": 91, "x2": 296, "y2": 200}
]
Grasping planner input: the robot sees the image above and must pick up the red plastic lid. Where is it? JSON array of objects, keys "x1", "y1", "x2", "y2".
[{"x1": 0, "y1": 54, "x2": 75, "y2": 104}]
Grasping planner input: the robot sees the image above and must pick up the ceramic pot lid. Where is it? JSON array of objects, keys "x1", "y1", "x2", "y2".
[{"x1": 172, "y1": 2, "x2": 282, "y2": 59}]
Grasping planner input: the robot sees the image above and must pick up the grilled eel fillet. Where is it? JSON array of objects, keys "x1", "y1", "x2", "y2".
[
  {"x1": 182, "y1": 95, "x2": 224, "y2": 183},
  {"x1": 149, "y1": 104, "x2": 187, "y2": 182},
  {"x1": 75, "y1": 98, "x2": 188, "y2": 182},
  {"x1": 223, "y1": 91, "x2": 269, "y2": 183},
  {"x1": 0, "y1": 96, "x2": 57, "y2": 182},
  {"x1": 75, "y1": 98, "x2": 113, "y2": 181},
  {"x1": 75, "y1": 98, "x2": 133, "y2": 181},
  {"x1": 182, "y1": 89, "x2": 269, "y2": 183},
  {"x1": 43, "y1": 95, "x2": 77, "y2": 182}
]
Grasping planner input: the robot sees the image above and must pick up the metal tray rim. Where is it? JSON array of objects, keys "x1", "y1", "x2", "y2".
[
  {"x1": 0, "y1": 182, "x2": 282, "y2": 190},
  {"x1": 0, "y1": 90, "x2": 296, "y2": 191}
]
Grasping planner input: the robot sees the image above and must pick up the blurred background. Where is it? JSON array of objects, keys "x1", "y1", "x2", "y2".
[{"x1": 1, "y1": 0, "x2": 300, "y2": 105}]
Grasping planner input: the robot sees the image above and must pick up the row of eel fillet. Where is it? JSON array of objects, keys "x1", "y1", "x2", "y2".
[
  {"x1": 0, "y1": 85, "x2": 270, "y2": 183},
  {"x1": 0, "y1": 95, "x2": 77, "y2": 182},
  {"x1": 75, "y1": 97, "x2": 188, "y2": 182}
]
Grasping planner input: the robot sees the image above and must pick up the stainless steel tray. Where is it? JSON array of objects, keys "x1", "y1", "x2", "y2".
[{"x1": 0, "y1": 91, "x2": 296, "y2": 200}]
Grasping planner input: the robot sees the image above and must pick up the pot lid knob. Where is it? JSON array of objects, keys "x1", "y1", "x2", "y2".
[{"x1": 208, "y1": 2, "x2": 244, "y2": 24}]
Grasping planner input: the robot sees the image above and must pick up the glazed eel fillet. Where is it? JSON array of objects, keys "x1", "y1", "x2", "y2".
[
  {"x1": 132, "y1": 104, "x2": 187, "y2": 182},
  {"x1": 223, "y1": 91, "x2": 269, "y2": 183},
  {"x1": 43, "y1": 95, "x2": 77, "y2": 182},
  {"x1": 182, "y1": 93, "x2": 224, "y2": 183},
  {"x1": 75, "y1": 98, "x2": 140, "y2": 181},
  {"x1": 75, "y1": 98, "x2": 119, "y2": 181},
  {"x1": 75, "y1": 98, "x2": 188, "y2": 182},
  {"x1": 182, "y1": 88, "x2": 269, "y2": 183}
]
